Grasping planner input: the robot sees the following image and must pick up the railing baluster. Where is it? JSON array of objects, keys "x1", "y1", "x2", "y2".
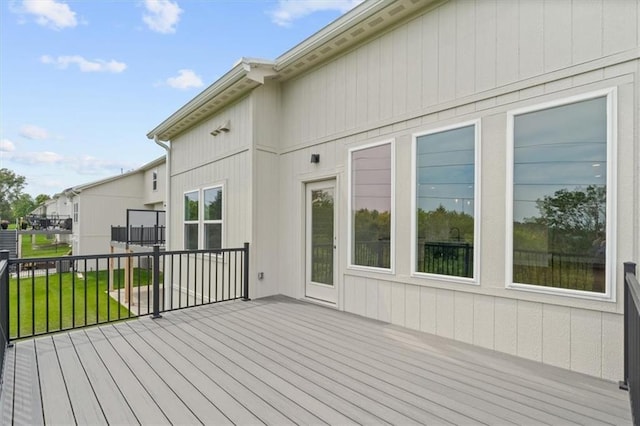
[
  {"x1": 59, "y1": 265, "x2": 63, "y2": 331},
  {"x1": 3, "y1": 245, "x2": 249, "y2": 340}
]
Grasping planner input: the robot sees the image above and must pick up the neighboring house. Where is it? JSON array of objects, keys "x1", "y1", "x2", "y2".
[
  {"x1": 64, "y1": 156, "x2": 166, "y2": 257},
  {"x1": 147, "y1": 0, "x2": 639, "y2": 381}
]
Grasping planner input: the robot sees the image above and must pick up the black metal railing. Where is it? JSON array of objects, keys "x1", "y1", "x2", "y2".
[
  {"x1": 353, "y1": 240, "x2": 391, "y2": 268},
  {"x1": 620, "y1": 262, "x2": 639, "y2": 425},
  {"x1": 0, "y1": 252, "x2": 10, "y2": 387},
  {"x1": 111, "y1": 225, "x2": 166, "y2": 246},
  {"x1": 513, "y1": 249, "x2": 605, "y2": 292},
  {"x1": 422, "y1": 241, "x2": 473, "y2": 277},
  {"x1": 0, "y1": 244, "x2": 249, "y2": 342}
]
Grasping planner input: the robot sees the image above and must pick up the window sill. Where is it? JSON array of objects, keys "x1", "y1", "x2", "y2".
[
  {"x1": 411, "y1": 272, "x2": 479, "y2": 286},
  {"x1": 506, "y1": 282, "x2": 614, "y2": 302}
]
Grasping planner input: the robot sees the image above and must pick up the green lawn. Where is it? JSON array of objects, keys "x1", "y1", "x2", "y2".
[
  {"x1": 21, "y1": 233, "x2": 71, "y2": 258},
  {"x1": 10, "y1": 271, "x2": 134, "y2": 339}
]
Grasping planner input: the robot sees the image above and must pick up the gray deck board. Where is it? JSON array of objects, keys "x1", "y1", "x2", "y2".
[
  {"x1": 96, "y1": 325, "x2": 198, "y2": 425},
  {"x1": 34, "y1": 336, "x2": 75, "y2": 424},
  {"x1": 112, "y1": 321, "x2": 232, "y2": 425},
  {"x1": 134, "y1": 317, "x2": 296, "y2": 425},
  {"x1": 0, "y1": 296, "x2": 632, "y2": 425},
  {"x1": 67, "y1": 330, "x2": 139, "y2": 425},
  {"x1": 269, "y1": 299, "x2": 632, "y2": 419},
  {"x1": 246, "y1": 300, "x2": 625, "y2": 425},
  {"x1": 51, "y1": 333, "x2": 107, "y2": 425},
  {"x1": 201, "y1": 303, "x2": 523, "y2": 425},
  {"x1": 12, "y1": 341, "x2": 44, "y2": 425},
  {"x1": 0, "y1": 345, "x2": 15, "y2": 425}
]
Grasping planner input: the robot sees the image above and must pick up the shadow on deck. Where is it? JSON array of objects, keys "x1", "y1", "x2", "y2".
[{"x1": 0, "y1": 296, "x2": 632, "y2": 425}]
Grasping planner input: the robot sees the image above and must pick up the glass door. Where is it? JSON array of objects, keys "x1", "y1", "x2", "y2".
[{"x1": 305, "y1": 180, "x2": 337, "y2": 304}]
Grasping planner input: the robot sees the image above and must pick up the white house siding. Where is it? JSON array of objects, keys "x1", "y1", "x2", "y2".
[
  {"x1": 273, "y1": 0, "x2": 639, "y2": 380},
  {"x1": 169, "y1": 96, "x2": 253, "y2": 251},
  {"x1": 74, "y1": 173, "x2": 145, "y2": 257},
  {"x1": 143, "y1": 162, "x2": 166, "y2": 207}
]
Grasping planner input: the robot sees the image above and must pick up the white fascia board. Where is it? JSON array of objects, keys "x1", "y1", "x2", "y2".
[
  {"x1": 274, "y1": 0, "x2": 391, "y2": 71},
  {"x1": 146, "y1": 58, "x2": 275, "y2": 141}
]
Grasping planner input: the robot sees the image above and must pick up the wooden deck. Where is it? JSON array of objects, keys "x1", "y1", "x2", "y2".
[{"x1": 0, "y1": 296, "x2": 632, "y2": 425}]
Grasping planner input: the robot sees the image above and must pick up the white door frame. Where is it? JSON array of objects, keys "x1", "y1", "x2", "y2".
[{"x1": 304, "y1": 178, "x2": 338, "y2": 305}]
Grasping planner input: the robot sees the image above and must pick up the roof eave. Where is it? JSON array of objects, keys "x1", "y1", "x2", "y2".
[{"x1": 146, "y1": 58, "x2": 275, "y2": 141}]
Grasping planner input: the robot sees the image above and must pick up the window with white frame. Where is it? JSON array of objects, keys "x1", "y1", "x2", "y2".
[
  {"x1": 414, "y1": 123, "x2": 477, "y2": 279},
  {"x1": 73, "y1": 203, "x2": 78, "y2": 223},
  {"x1": 203, "y1": 187, "x2": 222, "y2": 249},
  {"x1": 184, "y1": 191, "x2": 199, "y2": 249},
  {"x1": 350, "y1": 142, "x2": 393, "y2": 270},
  {"x1": 509, "y1": 90, "x2": 613, "y2": 295},
  {"x1": 152, "y1": 171, "x2": 158, "y2": 191},
  {"x1": 184, "y1": 186, "x2": 224, "y2": 250}
]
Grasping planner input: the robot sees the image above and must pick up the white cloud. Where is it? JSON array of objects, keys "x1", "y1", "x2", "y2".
[
  {"x1": 166, "y1": 69, "x2": 203, "y2": 90},
  {"x1": 143, "y1": 0, "x2": 182, "y2": 34},
  {"x1": 41, "y1": 55, "x2": 127, "y2": 73},
  {"x1": 20, "y1": 124, "x2": 50, "y2": 140},
  {"x1": 0, "y1": 139, "x2": 16, "y2": 152},
  {"x1": 3, "y1": 150, "x2": 132, "y2": 174},
  {"x1": 269, "y1": 0, "x2": 363, "y2": 27},
  {"x1": 18, "y1": 0, "x2": 78, "y2": 30}
]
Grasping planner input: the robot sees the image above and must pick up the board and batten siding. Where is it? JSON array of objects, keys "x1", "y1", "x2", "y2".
[
  {"x1": 274, "y1": 0, "x2": 639, "y2": 380},
  {"x1": 279, "y1": 0, "x2": 639, "y2": 150}
]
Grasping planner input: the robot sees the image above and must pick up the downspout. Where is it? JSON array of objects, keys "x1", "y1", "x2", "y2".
[
  {"x1": 154, "y1": 135, "x2": 172, "y2": 307},
  {"x1": 153, "y1": 136, "x2": 171, "y2": 250}
]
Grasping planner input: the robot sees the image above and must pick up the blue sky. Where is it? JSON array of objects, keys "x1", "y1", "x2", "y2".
[{"x1": 0, "y1": 0, "x2": 363, "y2": 197}]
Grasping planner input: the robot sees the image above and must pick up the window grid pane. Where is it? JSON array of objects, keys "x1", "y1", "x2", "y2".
[{"x1": 184, "y1": 191, "x2": 198, "y2": 221}]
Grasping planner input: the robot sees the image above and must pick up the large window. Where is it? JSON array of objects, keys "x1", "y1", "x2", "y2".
[
  {"x1": 509, "y1": 91, "x2": 613, "y2": 296},
  {"x1": 349, "y1": 141, "x2": 393, "y2": 270},
  {"x1": 152, "y1": 171, "x2": 158, "y2": 191},
  {"x1": 183, "y1": 186, "x2": 224, "y2": 250},
  {"x1": 184, "y1": 190, "x2": 199, "y2": 249},
  {"x1": 203, "y1": 187, "x2": 222, "y2": 249},
  {"x1": 414, "y1": 123, "x2": 478, "y2": 280}
]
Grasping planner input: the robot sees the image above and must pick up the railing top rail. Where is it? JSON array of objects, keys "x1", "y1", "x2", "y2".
[
  {"x1": 9, "y1": 246, "x2": 247, "y2": 264},
  {"x1": 126, "y1": 209, "x2": 165, "y2": 213},
  {"x1": 624, "y1": 269, "x2": 640, "y2": 316}
]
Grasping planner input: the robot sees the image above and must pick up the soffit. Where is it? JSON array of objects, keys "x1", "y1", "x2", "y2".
[{"x1": 274, "y1": 0, "x2": 441, "y2": 81}]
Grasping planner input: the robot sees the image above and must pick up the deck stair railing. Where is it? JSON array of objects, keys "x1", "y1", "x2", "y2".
[
  {"x1": 620, "y1": 262, "x2": 639, "y2": 425},
  {"x1": 0, "y1": 243, "x2": 250, "y2": 378}
]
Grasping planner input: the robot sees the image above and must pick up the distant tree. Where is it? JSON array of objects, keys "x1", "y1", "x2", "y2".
[
  {"x1": 12, "y1": 193, "x2": 36, "y2": 220},
  {"x1": 535, "y1": 185, "x2": 606, "y2": 235},
  {"x1": 35, "y1": 194, "x2": 51, "y2": 206},
  {"x1": 0, "y1": 168, "x2": 27, "y2": 221},
  {"x1": 521, "y1": 185, "x2": 606, "y2": 254}
]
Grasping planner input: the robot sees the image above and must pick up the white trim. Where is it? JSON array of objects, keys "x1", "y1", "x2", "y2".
[
  {"x1": 410, "y1": 119, "x2": 481, "y2": 285},
  {"x1": 347, "y1": 139, "x2": 395, "y2": 274},
  {"x1": 505, "y1": 87, "x2": 617, "y2": 301},
  {"x1": 202, "y1": 183, "x2": 225, "y2": 250},
  {"x1": 183, "y1": 183, "x2": 226, "y2": 250}
]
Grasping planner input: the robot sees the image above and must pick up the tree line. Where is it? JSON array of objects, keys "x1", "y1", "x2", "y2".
[{"x1": 0, "y1": 168, "x2": 50, "y2": 223}]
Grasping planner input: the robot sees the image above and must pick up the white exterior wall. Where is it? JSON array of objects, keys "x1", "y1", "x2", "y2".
[
  {"x1": 73, "y1": 173, "x2": 144, "y2": 257},
  {"x1": 143, "y1": 162, "x2": 166, "y2": 207},
  {"x1": 272, "y1": 0, "x2": 639, "y2": 381},
  {"x1": 169, "y1": 96, "x2": 253, "y2": 252}
]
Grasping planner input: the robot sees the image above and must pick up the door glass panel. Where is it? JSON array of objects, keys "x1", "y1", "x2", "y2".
[{"x1": 311, "y1": 188, "x2": 334, "y2": 285}]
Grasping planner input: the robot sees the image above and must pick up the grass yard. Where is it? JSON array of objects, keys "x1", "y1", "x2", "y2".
[
  {"x1": 10, "y1": 271, "x2": 134, "y2": 339},
  {"x1": 21, "y1": 233, "x2": 71, "y2": 258}
]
